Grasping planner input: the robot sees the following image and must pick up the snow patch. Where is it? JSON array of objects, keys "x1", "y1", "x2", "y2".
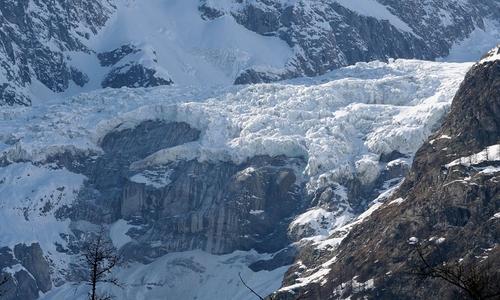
[
  {"x1": 446, "y1": 144, "x2": 500, "y2": 168},
  {"x1": 479, "y1": 45, "x2": 500, "y2": 64},
  {"x1": 334, "y1": 0, "x2": 415, "y2": 34},
  {"x1": 129, "y1": 168, "x2": 173, "y2": 188},
  {"x1": 388, "y1": 197, "x2": 405, "y2": 205},
  {"x1": 408, "y1": 237, "x2": 419, "y2": 245},
  {"x1": 290, "y1": 207, "x2": 354, "y2": 239},
  {"x1": 109, "y1": 219, "x2": 135, "y2": 249},
  {"x1": 429, "y1": 236, "x2": 445, "y2": 244}
]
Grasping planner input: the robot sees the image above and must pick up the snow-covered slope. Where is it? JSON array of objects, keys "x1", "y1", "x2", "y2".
[
  {"x1": 41, "y1": 249, "x2": 288, "y2": 300},
  {"x1": 0, "y1": 59, "x2": 472, "y2": 299},
  {"x1": 1, "y1": 0, "x2": 499, "y2": 105},
  {"x1": 83, "y1": 0, "x2": 294, "y2": 87},
  {"x1": 1, "y1": 1, "x2": 500, "y2": 298}
]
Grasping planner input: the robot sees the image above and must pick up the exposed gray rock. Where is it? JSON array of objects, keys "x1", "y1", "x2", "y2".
[
  {"x1": 55, "y1": 121, "x2": 201, "y2": 223},
  {"x1": 98, "y1": 44, "x2": 140, "y2": 67},
  {"x1": 70, "y1": 67, "x2": 89, "y2": 87},
  {"x1": 2, "y1": 0, "x2": 500, "y2": 104},
  {"x1": 47, "y1": 119, "x2": 305, "y2": 259},
  {"x1": 199, "y1": 0, "x2": 500, "y2": 84},
  {"x1": 249, "y1": 245, "x2": 300, "y2": 272},
  {"x1": 198, "y1": 3, "x2": 227, "y2": 21},
  {"x1": 123, "y1": 157, "x2": 303, "y2": 256},
  {"x1": 234, "y1": 68, "x2": 296, "y2": 85},
  {"x1": 0, "y1": 0, "x2": 114, "y2": 105},
  {"x1": 13, "y1": 243, "x2": 51, "y2": 293},
  {"x1": 0, "y1": 83, "x2": 29, "y2": 106},
  {"x1": 0, "y1": 243, "x2": 51, "y2": 300}
]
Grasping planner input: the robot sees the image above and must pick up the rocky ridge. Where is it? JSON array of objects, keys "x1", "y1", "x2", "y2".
[
  {"x1": 270, "y1": 45, "x2": 500, "y2": 299},
  {"x1": 0, "y1": 0, "x2": 174, "y2": 106}
]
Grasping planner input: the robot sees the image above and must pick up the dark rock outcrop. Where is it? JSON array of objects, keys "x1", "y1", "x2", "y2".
[
  {"x1": 98, "y1": 44, "x2": 174, "y2": 88},
  {"x1": 270, "y1": 46, "x2": 500, "y2": 299},
  {"x1": 101, "y1": 63, "x2": 173, "y2": 88},
  {"x1": 49, "y1": 120, "x2": 303, "y2": 260},
  {"x1": 98, "y1": 44, "x2": 140, "y2": 67},
  {"x1": 0, "y1": 243, "x2": 51, "y2": 300},
  {"x1": 54, "y1": 121, "x2": 201, "y2": 223},
  {"x1": 122, "y1": 156, "x2": 303, "y2": 257}
]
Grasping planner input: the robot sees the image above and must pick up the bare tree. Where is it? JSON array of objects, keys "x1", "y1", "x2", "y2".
[
  {"x1": 80, "y1": 226, "x2": 122, "y2": 300},
  {"x1": 411, "y1": 243, "x2": 500, "y2": 300}
]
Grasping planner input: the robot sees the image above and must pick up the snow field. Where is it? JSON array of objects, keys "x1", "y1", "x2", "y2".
[
  {"x1": 40, "y1": 249, "x2": 288, "y2": 300},
  {"x1": 446, "y1": 144, "x2": 500, "y2": 168},
  {"x1": 86, "y1": 0, "x2": 293, "y2": 86},
  {"x1": 1, "y1": 0, "x2": 499, "y2": 298}
]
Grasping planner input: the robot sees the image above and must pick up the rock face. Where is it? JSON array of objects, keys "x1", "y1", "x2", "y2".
[
  {"x1": 55, "y1": 121, "x2": 201, "y2": 223},
  {"x1": 122, "y1": 157, "x2": 302, "y2": 256},
  {"x1": 52, "y1": 118, "x2": 407, "y2": 259},
  {"x1": 270, "y1": 45, "x2": 500, "y2": 299},
  {"x1": 49, "y1": 120, "x2": 303, "y2": 259},
  {"x1": 0, "y1": 243, "x2": 51, "y2": 300},
  {"x1": 228, "y1": 1, "x2": 428, "y2": 84},
  {"x1": 0, "y1": 0, "x2": 114, "y2": 106},
  {"x1": 0, "y1": 0, "x2": 173, "y2": 106}
]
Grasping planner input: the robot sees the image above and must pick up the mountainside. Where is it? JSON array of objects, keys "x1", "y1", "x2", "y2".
[
  {"x1": 1, "y1": 0, "x2": 500, "y2": 106},
  {"x1": 270, "y1": 45, "x2": 500, "y2": 299},
  {"x1": 2, "y1": 1, "x2": 500, "y2": 299},
  {"x1": 0, "y1": 59, "x2": 471, "y2": 299}
]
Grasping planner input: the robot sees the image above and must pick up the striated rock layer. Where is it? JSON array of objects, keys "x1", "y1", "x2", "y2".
[
  {"x1": 0, "y1": 243, "x2": 51, "y2": 300},
  {"x1": 49, "y1": 120, "x2": 304, "y2": 259}
]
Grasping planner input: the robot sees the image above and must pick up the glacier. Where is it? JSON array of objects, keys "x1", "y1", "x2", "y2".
[{"x1": 0, "y1": 58, "x2": 474, "y2": 299}]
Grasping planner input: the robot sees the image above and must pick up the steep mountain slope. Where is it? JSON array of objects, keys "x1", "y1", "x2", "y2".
[
  {"x1": 0, "y1": 0, "x2": 115, "y2": 106},
  {"x1": 0, "y1": 59, "x2": 471, "y2": 299},
  {"x1": 0, "y1": 0, "x2": 499, "y2": 105},
  {"x1": 205, "y1": 0, "x2": 499, "y2": 83},
  {"x1": 271, "y1": 45, "x2": 500, "y2": 299}
]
